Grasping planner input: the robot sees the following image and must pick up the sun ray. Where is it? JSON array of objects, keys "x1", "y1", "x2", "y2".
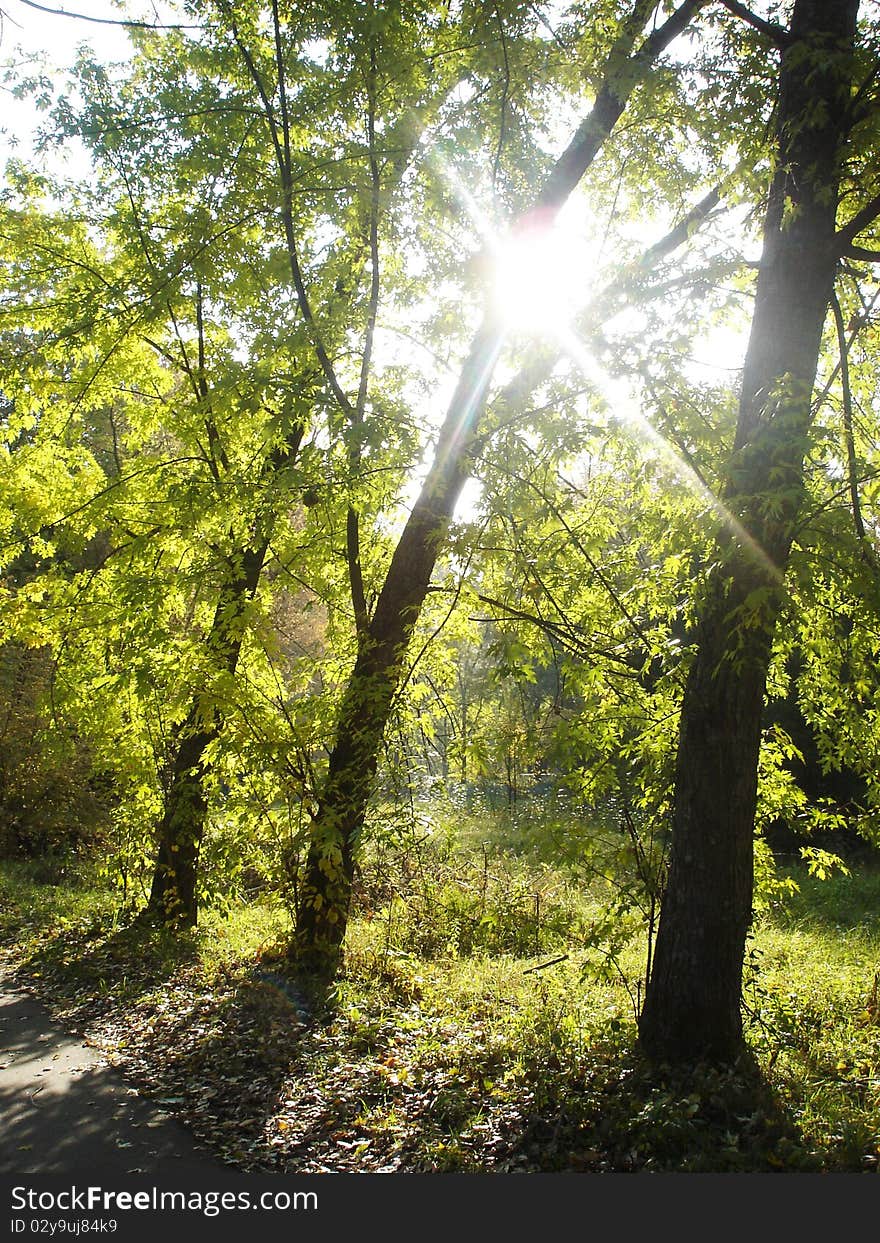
[
  {"x1": 432, "y1": 155, "x2": 778, "y2": 580},
  {"x1": 556, "y1": 325, "x2": 783, "y2": 584}
]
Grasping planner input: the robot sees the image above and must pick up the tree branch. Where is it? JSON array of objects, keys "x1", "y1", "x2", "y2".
[
  {"x1": 196, "y1": 280, "x2": 230, "y2": 482},
  {"x1": 830, "y1": 290, "x2": 877, "y2": 567},
  {"x1": 836, "y1": 190, "x2": 880, "y2": 254},
  {"x1": 842, "y1": 244, "x2": 880, "y2": 262},
  {"x1": 637, "y1": 185, "x2": 721, "y2": 266},
  {"x1": 717, "y1": 0, "x2": 791, "y2": 48},
  {"x1": 221, "y1": 0, "x2": 354, "y2": 421},
  {"x1": 15, "y1": 0, "x2": 202, "y2": 30},
  {"x1": 470, "y1": 179, "x2": 732, "y2": 460},
  {"x1": 270, "y1": 0, "x2": 355, "y2": 421},
  {"x1": 346, "y1": 31, "x2": 383, "y2": 641},
  {"x1": 491, "y1": 3, "x2": 511, "y2": 196},
  {"x1": 537, "y1": 0, "x2": 710, "y2": 213}
]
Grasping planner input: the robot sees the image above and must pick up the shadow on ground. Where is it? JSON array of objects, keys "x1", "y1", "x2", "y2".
[
  {"x1": 3, "y1": 916, "x2": 817, "y2": 1173},
  {"x1": 0, "y1": 988, "x2": 227, "y2": 1174}
]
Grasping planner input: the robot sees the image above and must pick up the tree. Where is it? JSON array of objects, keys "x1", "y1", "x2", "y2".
[
  {"x1": 141, "y1": 0, "x2": 559, "y2": 922},
  {"x1": 8, "y1": 0, "x2": 590, "y2": 923},
  {"x1": 639, "y1": 0, "x2": 872, "y2": 1063},
  {"x1": 12, "y1": 0, "x2": 876, "y2": 1030},
  {"x1": 291, "y1": 0, "x2": 710, "y2": 976}
]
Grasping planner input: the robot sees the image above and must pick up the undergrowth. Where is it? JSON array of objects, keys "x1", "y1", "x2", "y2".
[{"x1": 1, "y1": 828, "x2": 879, "y2": 1172}]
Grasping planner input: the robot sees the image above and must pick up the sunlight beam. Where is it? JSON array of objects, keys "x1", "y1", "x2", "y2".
[
  {"x1": 556, "y1": 324, "x2": 784, "y2": 584},
  {"x1": 434, "y1": 156, "x2": 778, "y2": 581}
]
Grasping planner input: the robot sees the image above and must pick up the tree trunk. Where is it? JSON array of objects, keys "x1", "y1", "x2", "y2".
[
  {"x1": 639, "y1": 0, "x2": 860, "y2": 1063},
  {"x1": 292, "y1": 321, "x2": 503, "y2": 973},
  {"x1": 147, "y1": 541, "x2": 268, "y2": 924}
]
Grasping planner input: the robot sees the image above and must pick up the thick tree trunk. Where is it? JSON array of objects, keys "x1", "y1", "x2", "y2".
[
  {"x1": 289, "y1": 0, "x2": 709, "y2": 977},
  {"x1": 147, "y1": 541, "x2": 268, "y2": 924},
  {"x1": 638, "y1": 0, "x2": 859, "y2": 1063}
]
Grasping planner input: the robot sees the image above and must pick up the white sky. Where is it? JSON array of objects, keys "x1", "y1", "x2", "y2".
[
  {"x1": 0, "y1": 0, "x2": 171, "y2": 164},
  {"x1": 2, "y1": 0, "x2": 135, "y2": 59}
]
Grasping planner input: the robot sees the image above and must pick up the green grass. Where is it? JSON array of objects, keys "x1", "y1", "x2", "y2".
[
  {"x1": 2, "y1": 836, "x2": 880, "y2": 1172},
  {"x1": 744, "y1": 868, "x2": 880, "y2": 1169}
]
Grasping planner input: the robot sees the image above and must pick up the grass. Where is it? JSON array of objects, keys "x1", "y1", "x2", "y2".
[
  {"x1": 744, "y1": 869, "x2": 880, "y2": 1168},
  {"x1": 1, "y1": 825, "x2": 880, "y2": 1172}
]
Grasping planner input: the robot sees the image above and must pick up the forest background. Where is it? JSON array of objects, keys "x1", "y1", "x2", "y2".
[{"x1": 3, "y1": 0, "x2": 880, "y2": 1172}]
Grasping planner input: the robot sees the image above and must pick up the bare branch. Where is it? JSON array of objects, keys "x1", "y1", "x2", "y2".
[
  {"x1": 347, "y1": 33, "x2": 382, "y2": 640},
  {"x1": 636, "y1": 185, "x2": 721, "y2": 266},
  {"x1": 354, "y1": 45, "x2": 382, "y2": 429},
  {"x1": 830, "y1": 290, "x2": 877, "y2": 567},
  {"x1": 491, "y1": 4, "x2": 511, "y2": 196},
  {"x1": 196, "y1": 280, "x2": 230, "y2": 481},
  {"x1": 843, "y1": 244, "x2": 880, "y2": 262},
  {"x1": 807, "y1": 284, "x2": 880, "y2": 426},
  {"x1": 15, "y1": 0, "x2": 203, "y2": 30},
  {"x1": 220, "y1": 0, "x2": 353, "y2": 420},
  {"x1": 836, "y1": 190, "x2": 880, "y2": 254},
  {"x1": 717, "y1": 0, "x2": 791, "y2": 47},
  {"x1": 523, "y1": 955, "x2": 569, "y2": 974}
]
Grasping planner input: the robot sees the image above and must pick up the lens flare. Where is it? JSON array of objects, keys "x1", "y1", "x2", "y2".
[
  {"x1": 555, "y1": 324, "x2": 783, "y2": 583},
  {"x1": 432, "y1": 154, "x2": 779, "y2": 579},
  {"x1": 492, "y1": 209, "x2": 581, "y2": 336}
]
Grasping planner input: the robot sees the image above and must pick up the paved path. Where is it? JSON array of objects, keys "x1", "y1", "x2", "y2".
[{"x1": 0, "y1": 986, "x2": 227, "y2": 1175}]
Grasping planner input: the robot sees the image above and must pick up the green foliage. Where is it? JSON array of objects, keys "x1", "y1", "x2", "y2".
[
  {"x1": 5, "y1": 852, "x2": 880, "y2": 1172},
  {"x1": 0, "y1": 0, "x2": 879, "y2": 1093},
  {"x1": 349, "y1": 814, "x2": 585, "y2": 961},
  {"x1": 0, "y1": 643, "x2": 112, "y2": 860}
]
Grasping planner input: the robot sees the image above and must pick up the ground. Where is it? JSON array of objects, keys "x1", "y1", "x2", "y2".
[
  {"x1": 0, "y1": 984, "x2": 224, "y2": 1175},
  {"x1": 3, "y1": 856, "x2": 880, "y2": 1174}
]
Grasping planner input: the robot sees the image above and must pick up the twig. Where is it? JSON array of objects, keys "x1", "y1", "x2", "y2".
[{"x1": 523, "y1": 953, "x2": 569, "y2": 974}]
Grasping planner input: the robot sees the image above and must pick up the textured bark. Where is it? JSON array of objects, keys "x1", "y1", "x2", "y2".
[
  {"x1": 639, "y1": 0, "x2": 860, "y2": 1063},
  {"x1": 147, "y1": 541, "x2": 268, "y2": 925}
]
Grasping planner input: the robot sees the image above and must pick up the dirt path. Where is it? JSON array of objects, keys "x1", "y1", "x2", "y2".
[{"x1": 0, "y1": 985, "x2": 227, "y2": 1175}]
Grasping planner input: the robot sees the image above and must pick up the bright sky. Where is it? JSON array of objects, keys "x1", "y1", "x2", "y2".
[
  {"x1": 0, "y1": 0, "x2": 168, "y2": 164},
  {"x1": 2, "y1": 0, "x2": 135, "y2": 58}
]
